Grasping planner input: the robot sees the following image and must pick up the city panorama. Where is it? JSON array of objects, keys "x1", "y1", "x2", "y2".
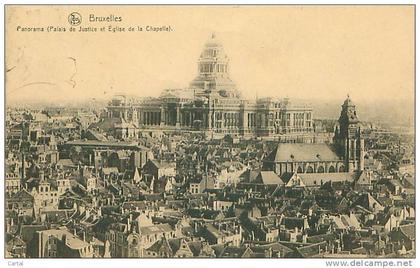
[{"x1": 5, "y1": 33, "x2": 415, "y2": 259}]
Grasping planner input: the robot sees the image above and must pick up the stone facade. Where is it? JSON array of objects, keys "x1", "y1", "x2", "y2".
[
  {"x1": 106, "y1": 34, "x2": 313, "y2": 139},
  {"x1": 263, "y1": 95, "x2": 365, "y2": 176}
]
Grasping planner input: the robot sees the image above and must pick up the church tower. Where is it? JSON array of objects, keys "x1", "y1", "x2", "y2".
[{"x1": 334, "y1": 95, "x2": 365, "y2": 172}]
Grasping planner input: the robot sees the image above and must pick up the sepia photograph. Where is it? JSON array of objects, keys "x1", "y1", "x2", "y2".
[{"x1": 3, "y1": 3, "x2": 416, "y2": 266}]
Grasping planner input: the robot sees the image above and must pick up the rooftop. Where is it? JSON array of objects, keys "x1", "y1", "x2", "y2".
[{"x1": 265, "y1": 143, "x2": 340, "y2": 163}]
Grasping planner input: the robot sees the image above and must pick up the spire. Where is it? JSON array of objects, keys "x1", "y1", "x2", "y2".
[{"x1": 343, "y1": 94, "x2": 354, "y2": 107}]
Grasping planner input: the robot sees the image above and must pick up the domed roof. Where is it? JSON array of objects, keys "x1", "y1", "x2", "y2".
[
  {"x1": 205, "y1": 33, "x2": 223, "y2": 48},
  {"x1": 190, "y1": 32, "x2": 236, "y2": 93},
  {"x1": 343, "y1": 94, "x2": 355, "y2": 106}
]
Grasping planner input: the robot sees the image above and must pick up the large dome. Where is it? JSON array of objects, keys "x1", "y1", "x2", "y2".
[{"x1": 190, "y1": 33, "x2": 237, "y2": 97}]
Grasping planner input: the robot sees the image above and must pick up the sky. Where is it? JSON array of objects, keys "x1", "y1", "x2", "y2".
[{"x1": 5, "y1": 5, "x2": 414, "y2": 106}]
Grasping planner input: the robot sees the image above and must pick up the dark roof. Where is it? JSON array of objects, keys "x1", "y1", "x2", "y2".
[
  {"x1": 10, "y1": 189, "x2": 34, "y2": 201},
  {"x1": 399, "y1": 224, "x2": 415, "y2": 240},
  {"x1": 148, "y1": 160, "x2": 175, "y2": 169},
  {"x1": 255, "y1": 171, "x2": 284, "y2": 185},
  {"x1": 140, "y1": 223, "x2": 173, "y2": 235},
  {"x1": 122, "y1": 201, "x2": 148, "y2": 211},
  {"x1": 251, "y1": 242, "x2": 294, "y2": 256},
  {"x1": 146, "y1": 237, "x2": 173, "y2": 254},
  {"x1": 351, "y1": 193, "x2": 384, "y2": 211},
  {"x1": 20, "y1": 225, "x2": 47, "y2": 243},
  {"x1": 88, "y1": 117, "x2": 120, "y2": 132},
  {"x1": 296, "y1": 241, "x2": 326, "y2": 258},
  {"x1": 307, "y1": 233, "x2": 336, "y2": 244},
  {"x1": 281, "y1": 217, "x2": 307, "y2": 229},
  {"x1": 220, "y1": 246, "x2": 248, "y2": 258}
]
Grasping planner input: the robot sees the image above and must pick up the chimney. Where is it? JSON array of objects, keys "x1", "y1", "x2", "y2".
[
  {"x1": 267, "y1": 247, "x2": 273, "y2": 258},
  {"x1": 128, "y1": 213, "x2": 133, "y2": 232},
  {"x1": 302, "y1": 233, "x2": 308, "y2": 244},
  {"x1": 39, "y1": 170, "x2": 45, "y2": 181}
]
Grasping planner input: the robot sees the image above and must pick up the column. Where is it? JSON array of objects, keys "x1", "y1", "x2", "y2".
[
  {"x1": 222, "y1": 113, "x2": 226, "y2": 129},
  {"x1": 213, "y1": 109, "x2": 216, "y2": 129},
  {"x1": 176, "y1": 105, "x2": 181, "y2": 128},
  {"x1": 181, "y1": 111, "x2": 184, "y2": 126},
  {"x1": 208, "y1": 111, "x2": 212, "y2": 129},
  {"x1": 160, "y1": 107, "x2": 165, "y2": 126},
  {"x1": 139, "y1": 111, "x2": 143, "y2": 125}
]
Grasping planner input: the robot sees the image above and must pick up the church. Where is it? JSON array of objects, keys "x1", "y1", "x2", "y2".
[
  {"x1": 106, "y1": 34, "x2": 314, "y2": 139},
  {"x1": 262, "y1": 95, "x2": 365, "y2": 185}
]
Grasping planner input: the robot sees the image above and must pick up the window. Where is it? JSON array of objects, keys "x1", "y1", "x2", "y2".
[{"x1": 306, "y1": 166, "x2": 314, "y2": 173}]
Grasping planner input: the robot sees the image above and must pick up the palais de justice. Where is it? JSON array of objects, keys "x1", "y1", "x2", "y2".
[{"x1": 106, "y1": 34, "x2": 313, "y2": 138}]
